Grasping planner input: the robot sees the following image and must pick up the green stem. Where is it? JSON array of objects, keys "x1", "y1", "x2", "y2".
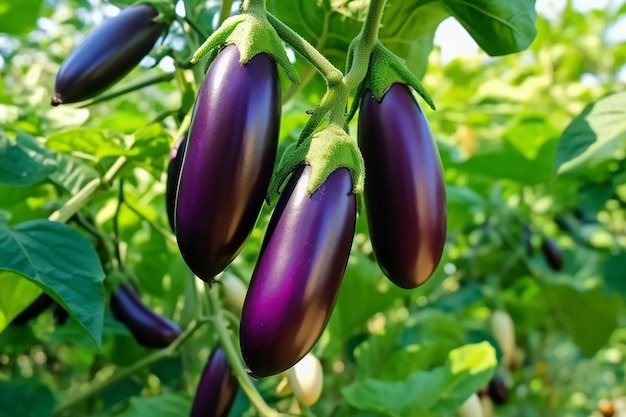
[
  {"x1": 266, "y1": 12, "x2": 342, "y2": 85},
  {"x1": 182, "y1": 0, "x2": 205, "y2": 84},
  {"x1": 123, "y1": 200, "x2": 177, "y2": 245},
  {"x1": 181, "y1": 15, "x2": 208, "y2": 39},
  {"x1": 52, "y1": 320, "x2": 203, "y2": 416},
  {"x1": 242, "y1": 0, "x2": 266, "y2": 11},
  {"x1": 205, "y1": 286, "x2": 283, "y2": 417},
  {"x1": 343, "y1": 0, "x2": 387, "y2": 90},
  {"x1": 78, "y1": 73, "x2": 174, "y2": 107},
  {"x1": 48, "y1": 156, "x2": 127, "y2": 223},
  {"x1": 219, "y1": 0, "x2": 234, "y2": 25}
]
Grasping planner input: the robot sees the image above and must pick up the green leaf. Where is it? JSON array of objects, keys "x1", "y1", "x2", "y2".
[
  {"x1": 441, "y1": 0, "x2": 538, "y2": 56},
  {"x1": 128, "y1": 124, "x2": 172, "y2": 178},
  {"x1": 554, "y1": 91, "x2": 626, "y2": 176},
  {"x1": 0, "y1": 0, "x2": 43, "y2": 35},
  {"x1": 115, "y1": 394, "x2": 192, "y2": 417},
  {"x1": 0, "y1": 131, "x2": 57, "y2": 187},
  {"x1": 0, "y1": 220, "x2": 105, "y2": 347},
  {"x1": 0, "y1": 380, "x2": 54, "y2": 417},
  {"x1": 541, "y1": 283, "x2": 621, "y2": 356},
  {"x1": 0, "y1": 270, "x2": 42, "y2": 329},
  {"x1": 342, "y1": 342, "x2": 496, "y2": 416},
  {"x1": 47, "y1": 153, "x2": 100, "y2": 195},
  {"x1": 46, "y1": 128, "x2": 129, "y2": 160}
]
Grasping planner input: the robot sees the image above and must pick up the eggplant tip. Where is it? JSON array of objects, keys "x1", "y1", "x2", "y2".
[
  {"x1": 245, "y1": 367, "x2": 261, "y2": 379},
  {"x1": 51, "y1": 94, "x2": 63, "y2": 106}
]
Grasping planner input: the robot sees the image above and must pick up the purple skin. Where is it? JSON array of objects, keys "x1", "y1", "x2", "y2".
[
  {"x1": 190, "y1": 347, "x2": 238, "y2": 417},
  {"x1": 175, "y1": 44, "x2": 280, "y2": 281},
  {"x1": 358, "y1": 83, "x2": 447, "y2": 289},
  {"x1": 165, "y1": 136, "x2": 187, "y2": 232},
  {"x1": 541, "y1": 237, "x2": 563, "y2": 271},
  {"x1": 240, "y1": 165, "x2": 356, "y2": 378},
  {"x1": 110, "y1": 284, "x2": 180, "y2": 348},
  {"x1": 51, "y1": 3, "x2": 164, "y2": 105}
]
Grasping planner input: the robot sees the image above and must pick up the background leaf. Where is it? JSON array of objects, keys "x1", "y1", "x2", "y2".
[{"x1": 0, "y1": 220, "x2": 105, "y2": 346}]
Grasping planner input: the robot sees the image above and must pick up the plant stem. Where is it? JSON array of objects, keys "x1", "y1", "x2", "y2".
[
  {"x1": 78, "y1": 73, "x2": 174, "y2": 107},
  {"x1": 48, "y1": 156, "x2": 127, "y2": 223},
  {"x1": 52, "y1": 320, "x2": 203, "y2": 416},
  {"x1": 242, "y1": 0, "x2": 266, "y2": 11},
  {"x1": 266, "y1": 12, "x2": 342, "y2": 85},
  {"x1": 205, "y1": 286, "x2": 283, "y2": 417},
  {"x1": 343, "y1": 0, "x2": 387, "y2": 90},
  {"x1": 219, "y1": 0, "x2": 234, "y2": 25},
  {"x1": 123, "y1": 199, "x2": 177, "y2": 245}
]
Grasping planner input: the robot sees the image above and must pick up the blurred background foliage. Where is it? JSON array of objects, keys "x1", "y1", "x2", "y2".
[{"x1": 0, "y1": 0, "x2": 625, "y2": 416}]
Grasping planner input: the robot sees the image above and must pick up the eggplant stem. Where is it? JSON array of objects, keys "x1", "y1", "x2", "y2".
[{"x1": 205, "y1": 285, "x2": 285, "y2": 417}]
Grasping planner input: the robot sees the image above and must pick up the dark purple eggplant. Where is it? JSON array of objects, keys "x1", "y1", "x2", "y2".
[
  {"x1": 51, "y1": 3, "x2": 165, "y2": 105},
  {"x1": 541, "y1": 237, "x2": 563, "y2": 271},
  {"x1": 239, "y1": 165, "x2": 356, "y2": 378},
  {"x1": 487, "y1": 374, "x2": 508, "y2": 405},
  {"x1": 10, "y1": 293, "x2": 54, "y2": 326},
  {"x1": 358, "y1": 83, "x2": 447, "y2": 289},
  {"x1": 175, "y1": 44, "x2": 280, "y2": 281},
  {"x1": 190, "y1": 346, "x2": 238, "y2": 417},
  {"x1": 110, "y1": 283, "x2": 180, "y2": 348},
  {"x1": 165, "y1": 136, "x2": 187, "y2": 232}
]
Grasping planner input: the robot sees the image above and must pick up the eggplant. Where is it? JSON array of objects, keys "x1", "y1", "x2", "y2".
[
  {"x1": 487, "y1": 374, "x2": 508, "y2": 405},
  {"x1": 51, "y1": 3, "x2": 165, "y2": 105},
  {"x1": 358, "y1": 83, "x2": 447, "y2": 289},
  {"x1": 175, "y1": 44, "x2": 280, "y2": 281},
  {"x1": 190, "y1": 346, "x2": 238, "y2": 417},
  {"x1": 541, "y1": 237, "x2": 563, "y2": 271},
  {"x1": 240, "y1": 165, "x2": 356, "y2": 378},
  {"x1": 110, "y1": 283, "x2": 180, "y2": 348},
  {"x1": 10, "y1": 293, "x2": 54, "y2": 326},
  {"x1": 165, "y1": 136, "x2": 187, "y2": 232}
]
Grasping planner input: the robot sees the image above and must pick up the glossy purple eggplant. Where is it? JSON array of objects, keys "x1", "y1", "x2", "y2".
[
  {"x1": 541, "y1": 237, "x2": 563, "y2": 271},
  {"x1": 175, "y1": 44, "x2": 280, "y2": 281},
  {"x1": 190, "y1": 346, "x2": 238, "y2": 417},
  {"x1": 165, "y1": 136, "x2": 187, "y2": 232},
  {"x1": 240, "y1": 165, "x2": 356, "y2": 378},
  {"x1": 110, "y1": 283, "x2": 180, "y2": 348},
  {"x1": 358, "y1": 83, "x2": 447, "y2": 289},
  {"x1": 51, "y1": 3, "x2": 165, "y2": 105}
]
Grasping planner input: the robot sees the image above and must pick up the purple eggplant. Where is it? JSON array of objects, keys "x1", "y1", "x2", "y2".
[
  {"x1": 358, "y1": 83, "x2": 447, "y2": 289},
  {"x1": 239, "y1": 165, "x2": 356, "y2": 378},
  {"x1": 175, "y1": 44, "x2": 280, "y2": 281},
  {"x1": 51, "y1": 3, "x2": 165, "y2": 105},
  {"x1": 110, "y1": 283, "x2": 180, "y2": 348},
  {"x1": 165, "y1": 136, "x2": 187, "y2": 232},
  {"x1": 541, "y1": 237, "x2": 563, "y2": 271},
  {"x1": 487, "y1": 374, "x2": 509, "y2": 405},
  {"x1": 190, "y1": 346, "x2": 238, "y2": 417},
  {"x1": 10, "y1": 293, "x2": 54, "y2": 326}
]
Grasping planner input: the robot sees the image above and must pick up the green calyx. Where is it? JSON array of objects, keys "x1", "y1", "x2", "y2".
[
  {"x1": 190, "y1": 12, "x2": 299, "y2": 85},
  {"x1": 347, "y1": 41, "x2": 436, "y2": 120},
  {"x1": 269, "y1": 123, "x2": 365, "y2": 203},
  {"x1": 141, "y1": 0, "x2": 175, "y2": 26}
]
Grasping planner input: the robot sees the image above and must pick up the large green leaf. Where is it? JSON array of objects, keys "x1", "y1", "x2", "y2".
[
  {"x1": 342, "y1": 342, "x2": 496, "y2": 416},
  {"x1": 554, "y1": 91, "x2": 626, "y2": 176},
  {"x1": 127, "y1": 124, "x2": 172, "y2": 178},
  {"x1": 0, "y1": 220, "x2": 105, "y2": 346},
  {"x1": 541, "y1": 283, "x2": 621, "y2": 356},
  {"x1": 0, "y1": 0, "x2": 43, "y2": 35},
  {"x1": 0, "y1": 131, "x2": 57, "y2": 187},
  {"x1": 0, "y1": 380, "x2": 54, "y2": 417},
  {"x1": 115, "y1": 394, "x2": 192, "y2": 417},
  {"x1": 268, "y1": 0, "x2": 537, "y2": 85},
  {"x1": 46, "y1": 128, "x2": 129, "y2": 160}
]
